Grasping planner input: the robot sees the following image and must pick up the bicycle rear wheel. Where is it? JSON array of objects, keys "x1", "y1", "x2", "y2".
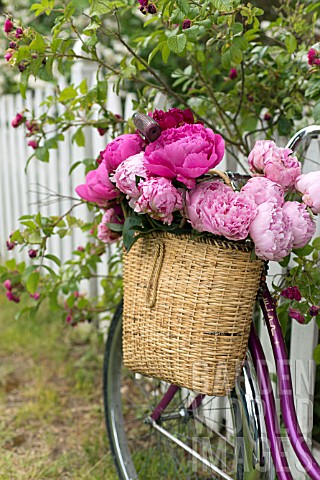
[{"x1": 104, "y1": 302, "x2": 273, "y2": 479}]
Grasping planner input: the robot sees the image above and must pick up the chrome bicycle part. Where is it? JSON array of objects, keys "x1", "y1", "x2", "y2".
[
  {"x1": 104, "y1": 302, "x2": 274, "y2": 479},
  {"x1": 286, "y1": 125, "x2": 320, "y2": 151}
]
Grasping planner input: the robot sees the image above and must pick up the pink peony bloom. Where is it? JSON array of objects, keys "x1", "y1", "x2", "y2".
[
  {"x1": 241, "y1": 177, "x2": 285, "y2": 207},
  {"x1": 248, "y1": 140, "x2": 276, "y2": 173},
  {"x1": 102, "y1": 134, "x2": 145, "y2": 173},
  {"x1": 144, "y1": 124, "x2": 225, "y2": 188},
  {"x1": 112, "y1": 152, "x2": 149, "y2": 198},
  {"x1": 295, "y1": 171, "x2": 320, "y2": 214},
  {"x1": 186, "y1": 180, "x2": 231, "y2": 232},
  {"x1": 249, "y1": 140, "x2": 301, "y2": 190},
  {"x1": 200, "y1": 189, "x2": 257, "y2": 241},
  {"x1": 4, "y1": 19, "x2": 13, "y2": 33},
  {"x1": 281, "y1": 286, "x2": 302, "y2": 301},
  {"x1": 263, "y1": 148, "x2": 301, "y2": 190},
  {"x1": 249, "y1": 201, "x2": 293, "y2": 261},
  {"x1": 75, "y1": 163, "x2": 119, "y2": 207},
  {"x1": 134, "y1": 177, "x2": 183, "y2": 225},
  {"x1": 289, "y1": 308, "x2": 305, "y2": 324},
  {"x1": 98, "y1": 205, "x2": 124, "y2": 244},
  {"x1": 282, "y1": 201, "x2": 316, "y2": 248},
  {"x1": 151, "y1": 108, "x2": 195, "y2": 131}
]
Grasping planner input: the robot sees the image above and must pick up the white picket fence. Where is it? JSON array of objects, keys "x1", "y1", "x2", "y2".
[{"x1": 1, "y1": 58, "x2": 320, "y2": 477}]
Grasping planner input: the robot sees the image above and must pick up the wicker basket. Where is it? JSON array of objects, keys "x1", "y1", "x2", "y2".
[{"x1": 123, "y1": 231, "x2": 264, "y2": 396}]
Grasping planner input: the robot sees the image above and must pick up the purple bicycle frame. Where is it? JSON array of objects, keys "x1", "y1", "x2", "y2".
[{"x1": 149, "y1": 283, "x2": 320, "y2": 479}]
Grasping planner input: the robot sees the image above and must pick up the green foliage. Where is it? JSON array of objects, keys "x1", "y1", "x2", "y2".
[{"x1": 1, "y1": 0, "x2": 320, "y2": 344}]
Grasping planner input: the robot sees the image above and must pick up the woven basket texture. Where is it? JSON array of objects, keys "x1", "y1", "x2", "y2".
[{"x1": 123, "y1": 232, "x2": 264, "y2": 396}]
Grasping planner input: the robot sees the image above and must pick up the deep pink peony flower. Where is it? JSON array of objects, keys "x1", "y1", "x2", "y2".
[
  {"x1": 282, "y1": 201, "x2": 316, "y2": 248},
  {"x1": 200, "y1": 189, "x2": 257, "y2": 241},
  {"x1": 144, "y1": 124, "x2": 225, "y2": 188},
  {"x1": 112, "y1": 152, "x2": 149, "y2": 199},
  {"x1": 241, "y1": 177, "x2": 285, "y2": 207},
  {"x1": 295, "y1": 171, "x2": 320, "y2": 214},
  {"x1": 289, "y1": 308, "x2": 305, "y2": 324},
  {"x1": 4, "y1": 19, "x2": 13, "y2": 33},
  {"x1": 75, "y1": 163, "x2": 119, "y2": 206},
  {"x1": 185, "y1": 180, "x2": 231, "y2": 232},
  {"x1": 151, "y1": 108, "x2": 195, "y2": 131},
  {"x1": 102, "y1": 134, "x2": 145, "y2": 173},
  {"x1": 249, "y1": 201, "x2": 293, "y2": 261},
  {"x1": 248, "y1": 140, "x2": 276, "y2": 173},
  {"x1": 98, "y1": 206, "x2": 124, "y2": 244},
  {"x1": 134, "y1": 177, "x2": 183, "y2": 225},
  {"x1": 281, "y1": 286, "x2": 302, "y2": 301}
]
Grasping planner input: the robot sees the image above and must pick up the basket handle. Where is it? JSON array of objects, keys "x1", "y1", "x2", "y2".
[
  {"x1": 145, "y1": 241, "x2": 165, "y2": 308},
  {"x1": 208, "y1": 169, "x2": 234, "y2": 190}
]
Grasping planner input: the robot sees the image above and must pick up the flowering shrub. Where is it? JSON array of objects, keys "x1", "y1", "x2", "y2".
[{"x1": 0, "y1": 0, "x2": 320, "y2": 363}]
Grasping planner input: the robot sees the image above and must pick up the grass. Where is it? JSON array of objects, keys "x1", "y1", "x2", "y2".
[{"x1": 0, "y1": 294, "x2": 118, "y2": 480}]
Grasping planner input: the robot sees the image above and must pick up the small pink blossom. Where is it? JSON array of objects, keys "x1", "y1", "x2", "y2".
[
  {"x1": 30, "y1": 292, "x2": 40, "y2": 300},
  {"x1": 186, "y1": 180, "x2": 231, "y2": 232},
  {"x1": 151, "y1": 108, "x2": 195, "y2": 131},
  {"x1": 241, "y1": 177, "x2": 285, "y2": 207},
  {"x1": 6, "y1": 291, "x2": 20, "y2": 303},
  {"x1": 4, "y1": 19, "x2": 13, "y2": 33},
  {"x1": 289, "y1": 308, "x2": 305, "y2": 324},
  {"x1": 66, "y1": 314, "x2": 72, "y2": 324},
  {"x1": 112, "y1": 152, "x2": 149, "y2": 198},
  {"x1": 281, "y1": 286, "x2": 302, "y2": 301},
  {"x1": 26, "y1": 120, "x2": 40, "y2": 133},
  {"x1": 309, "y1": 306, "x2": 320, "y2": 317},
  {"x1": 102, "y1": 134, "x2": 145, "y2": 173},
  {"x1": 145, "y1": 124, "x2": 225, "y2": 188},
  {"x1": 229, "y1": 68, "x2": 237, "y2": 80},
  {"x1": 11, "y1": 112, "x2": 24, "y2": 128},
  {"x1": 3, "y1": 280, "x2": 12, "y2": 290},
  {"x1": 134, "y1": 177, "x2": 183, "y2": 225},
  {"x1": 4, "y1": 51, "x2": 13, "y2": 62},
  {"x1": 282, "y1": 201, "x2": 316, "y2": 248},
  {"x1": 295, "y1": 171, "x2": 320, "y2": 214},
  {"x1": 182, "y1": 19, "x2": 191, "y2": 29},
  {"x1": 249, "y1": 201, "x2": 293, "y2": 261},
  {"x1": 200, "y1": 189, "x2": 257, "y2": 241},
  {"x1": 15, "y1": 27, "x2": 23, "y2": 38},
  {"x1": 97, "y1": 205, "x2": 124, "y2": 243},
  {"x1": 75, "y1": 163, "x2": 119, "y2": 207},
  {"x1": 28, "y1": 140, "x2": 38, "y2": 150},
  {"x1": 308, "y1": 48, "x2": 320, "y2": 66}
]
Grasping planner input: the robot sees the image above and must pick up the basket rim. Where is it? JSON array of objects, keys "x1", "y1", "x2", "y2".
[{"x1": 133, "y1": 230, "x2": 264, "y2": 256}]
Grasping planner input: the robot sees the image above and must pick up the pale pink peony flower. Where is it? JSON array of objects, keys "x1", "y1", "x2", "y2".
[
  {"x1": 75, "y1": 163, "x2": 119, "y2": 207},
  {"x1": 185, "y1": 180, "x2": 233, "y2": 232},
  {"x1": 134, "y1": 177, "x2": 183, "y2": 225},
  {"x1": 102, "y1": 134, "x2": 145, "y2": 173},
  {"x1": 144, "y1": 124, "x2": 225, "y2": 188},
  {"x1": 249, "y1": 201, "x2": 293, "y2": 261},
  {"x1": 241, "y1": 177, "x2": 285, "y2": 206},
  {"x1": 112, "y1": 152, "x2": 149, "y2": 198},
  {"x1": 248, "y1": 140, "x2": 276, "y2": 173},
  {"x1": 200, "y1": 189, "x2": 257, "y2": 241},
  {"x1": 98, "y1": 205, "x2": 124, "y2": 244},
  {"x1": 263, "y1": 148, "x2": 301, "y2": 190},
  {"x1": 295, "y1": 171, "x2": 320, "y2": 214},
  {"x1": 282, "y1": 201, "x2": 316, "y2": 248},
  {"x1": 248, "y1": 140, "x2": 301, "y2": 190}
]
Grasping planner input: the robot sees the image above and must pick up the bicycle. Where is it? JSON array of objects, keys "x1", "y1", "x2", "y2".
[{"x1": 103, "y1": 125, "x2": 320, "y2": 480}]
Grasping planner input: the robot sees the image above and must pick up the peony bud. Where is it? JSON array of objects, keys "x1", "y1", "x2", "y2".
[
  {"x1": 15, "y1": 27, "x2": 23, "y2": 38},
  {"x1": 28, "y1": 249, "x2": 38, "y2": 258},
  {"x1": 4, "y1": 19, "x2": 13, "y2": 33},
  {"x1": 3, "y1": 279, "x2": 12, "y2": 290},
  {"x1": 28, "y1": 140, "x2": 38, "y2": 150}
]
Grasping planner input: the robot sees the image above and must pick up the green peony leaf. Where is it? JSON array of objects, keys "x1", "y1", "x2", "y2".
[{"x1": 167, "y1": 34, "x2": 187, "y2": 54}]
